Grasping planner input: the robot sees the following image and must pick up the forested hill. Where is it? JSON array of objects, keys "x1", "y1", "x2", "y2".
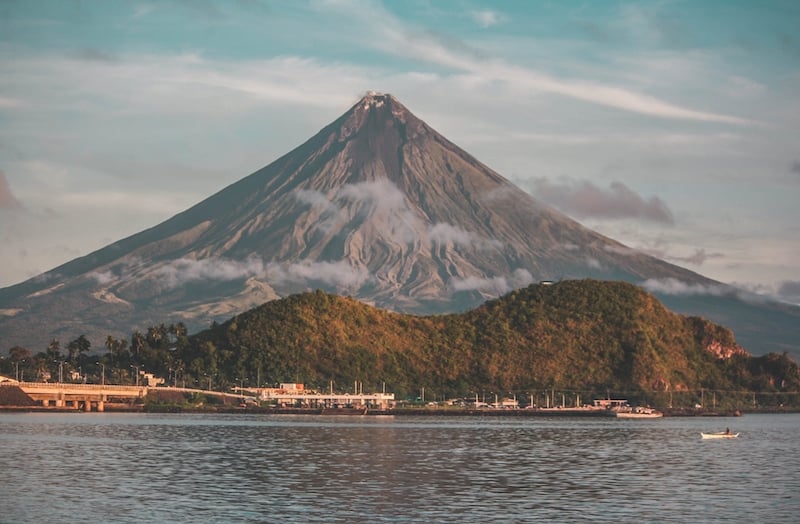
[{"x1": 184, "y1": 280, "x2": 798, "y2": 399}]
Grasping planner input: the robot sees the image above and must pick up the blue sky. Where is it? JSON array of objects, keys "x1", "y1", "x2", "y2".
[{"x1": 1, "y1": 0, "x2": 799, "y2": 303}]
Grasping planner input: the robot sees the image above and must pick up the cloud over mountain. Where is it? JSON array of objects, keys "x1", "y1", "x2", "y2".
[
  {"x1": 530, "y1": 177, "x2": 674, "y2": 224},
  {"x1": 777, "y1": 280, "x2": 800, "y2": 305},
  {"x1": 153, "y1": 258, "x2": 267, "y2": 289},
  {"x1": 265, "y1": 260, "x2": 371, "y2": 289},
  {"x1": 642, "y1": 277, "x2": 728, "y2": 297},
  {"x1": 451, "y1": 268, "x2": 533, "y2": 295}
]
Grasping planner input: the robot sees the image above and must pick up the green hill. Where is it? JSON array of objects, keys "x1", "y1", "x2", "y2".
[{"x1": 181, "y1": 280, "x2": 799, "y2": 403}]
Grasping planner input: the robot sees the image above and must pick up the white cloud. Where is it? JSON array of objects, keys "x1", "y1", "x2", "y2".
[
  {"x1": 585, "y1": 257, "x2": 603, "y2": 270},
  {"x1": 470, "y1": 10, "x2": 502, "y2": 28},
  {"x1": 641, "y1": 277, "x2": 728, "y2": 296},
  {"x1": 428, "y1": 222, "x2": 474, "y2": 246},
  {"x1": 726, "y1": 75, "x2": 767, "y2": 99},
  {"x1": 641, "y1": 277, "x2": 796, "y2": 307},
  {"x1": 337, "y1": 179, "x2": 421, "y2": 243},
  {"x1": 1, "y1": 50, "x2": 366, "y2": 138},
  {"x1": 612, "y1": 242, "x2": 723, "y2": 268},
  {"x1": 88, "y1": 270, "x2": 115, "y2": 285},
  {"x1": 145, "y1": 257, "x2": 371, "y2": 290},
  {"x1": 265, "y1": 260, "x2": 371, "y2": 289},
  {"x1": 294, "y1": 180, "x2": 423, "y2": 243},
  {"x1": 337, "y1": 178, "x2": 407, "y2": 211},
  {"x1": 428, "y1": 222, "x2": 501, "y2": 250},
  {"x1": 153, "y1": 257, "x2": 266, "y2": 288},
  {"x1": 100, "y1": 256, "x2": 371, "y2": 292},
  {"x1": 668, "y1": 248, "x2": 724, "y2": 266},
  {"x1": 777, "y1": 280, "x2": 800, "y2": 305},
  {"x1": 321, "y1": 1, "x2": 752, "y2": 124},
  {"x1": 450, "y1": 268, "x2": 533, "y2": 295},
  {"x1": 296, "y1": 186, "x2": 502, "y2": 251},
  {"x1": 295, "y1": 188, "x2": 339, "y2": 214}
]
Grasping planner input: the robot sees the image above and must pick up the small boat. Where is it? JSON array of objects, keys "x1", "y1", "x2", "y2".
[
  {"x1": 612, "y1": 406, "x2": 663, "y2": 419},
  {"x1": 701, "y1": 431, "x2": 739, "y2": 439}
]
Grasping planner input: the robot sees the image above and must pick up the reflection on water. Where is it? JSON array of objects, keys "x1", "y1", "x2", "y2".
[{"x1": 1, "y1": 413, "x2": 798, "y2": 522}]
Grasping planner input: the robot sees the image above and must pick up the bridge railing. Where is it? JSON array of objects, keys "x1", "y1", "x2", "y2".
[{"x1": 17, "y1": 382, "x2": 147, "y2": 391}]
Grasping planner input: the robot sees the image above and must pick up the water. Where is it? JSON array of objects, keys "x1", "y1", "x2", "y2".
[{"x1": 1, "y1": 413, "x2": 798, "y2": 523}]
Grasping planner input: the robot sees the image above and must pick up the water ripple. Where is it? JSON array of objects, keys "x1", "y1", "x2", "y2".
[{"x1": 1, "y1": 413, "x2": 798, "y2": 522}]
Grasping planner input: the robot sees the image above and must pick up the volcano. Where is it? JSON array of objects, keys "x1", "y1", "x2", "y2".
[{"x1": 1, "y1": 92, "x2": 798, "y2": 356}]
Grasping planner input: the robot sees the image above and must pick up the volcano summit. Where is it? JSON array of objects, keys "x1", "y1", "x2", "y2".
[{"x1": 1, "y1": 93, "x2": 798, "y2": 355}]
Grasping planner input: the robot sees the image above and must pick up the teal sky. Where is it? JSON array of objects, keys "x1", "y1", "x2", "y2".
[{"x1": 1, "y1": 0, "x2": 799, "y2": 303}]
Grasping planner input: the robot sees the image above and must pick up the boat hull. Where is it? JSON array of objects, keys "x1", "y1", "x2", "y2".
[
  {"x1": 701, "y1": 432, "x2": 739, "y2": 439},
  {"x1": 614, "y1": 411, "x2": 663, "y2": 419},
  {"x1": 610, "y1": 406, "x2": 663, "y2": 418}
]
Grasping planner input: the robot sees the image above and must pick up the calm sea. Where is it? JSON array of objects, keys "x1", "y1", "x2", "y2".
[{"x1": 1, "y1": 412, "x2": 798, "y2": 523}]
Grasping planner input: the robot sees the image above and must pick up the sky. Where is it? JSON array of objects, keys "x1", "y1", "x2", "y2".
[{"x1": 1, "y1": 0, "x2": 799, "y2": 304}]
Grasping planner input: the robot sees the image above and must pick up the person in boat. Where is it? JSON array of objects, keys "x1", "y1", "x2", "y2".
[{"x1": 725, "y1": 427, "x2": 731, "y2": 435}]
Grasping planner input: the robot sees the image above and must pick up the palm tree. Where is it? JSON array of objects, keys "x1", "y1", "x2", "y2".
[
  {"x1": 46, "y1": 339, "x2": 61, "y2": 360},
  {"x1": 66, "y1": 335, "x2": 90, "y2": 363}
]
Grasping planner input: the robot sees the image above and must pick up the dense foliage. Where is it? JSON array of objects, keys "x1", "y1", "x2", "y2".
[
  {"x1": 4, "y1": 280, "x2": 798, "y2": 408},
  {"x1": 182, "y1": 280, "x2": 799, "y2": 402}
]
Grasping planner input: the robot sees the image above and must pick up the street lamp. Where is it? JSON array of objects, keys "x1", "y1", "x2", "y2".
[
  {"x1": 96, "y1": 362, "x2": 105, "y2": 385},
  {"x1": 53, "y1": 360, "x2": 64, "y2": 384},
  {"x1": 15, "y1": 360, "x2": 24, "y2": 382},
  {"x1": 131, "y1": 364, "x2": 140, "y2": 386}
]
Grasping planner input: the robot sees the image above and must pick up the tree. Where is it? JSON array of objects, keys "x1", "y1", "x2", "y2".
[
  {"x1": 105, "y1": 335, "x2": 129, "y2": 361},
  {"x1": 46, "y1": 339, "x2": 61, "y2": 360},
  {"x1": 66, "y1": 335, "x2": 91, "y2": 363},
  {"x1": 9, "y1": 345, "x2": 30, "y2": 362}
]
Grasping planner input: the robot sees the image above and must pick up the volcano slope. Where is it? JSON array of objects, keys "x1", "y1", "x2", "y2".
[{"x1": 1, "y1": 93, "x2": 797, "y2": 358}]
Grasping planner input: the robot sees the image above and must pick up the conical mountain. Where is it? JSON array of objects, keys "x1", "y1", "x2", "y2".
[{"x1": 1, "y1": 93, "x2": 797, "y2": 355}]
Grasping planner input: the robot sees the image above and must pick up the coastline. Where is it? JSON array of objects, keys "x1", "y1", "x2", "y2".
[
  {"x1": 2, "y1": 404, "x2": 789, "y2": 416},
  {"x1": 3, "y1": 384, "x2": 795, "y2": 416}
]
